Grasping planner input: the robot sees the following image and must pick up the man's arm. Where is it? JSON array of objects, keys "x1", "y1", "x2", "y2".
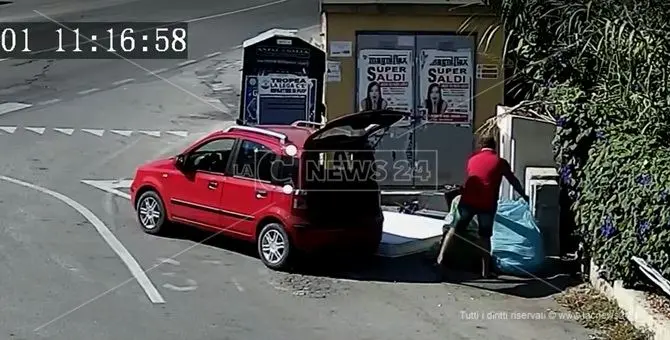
[{"x1": 501, "y1": 160, "x2": 529, "y2": 201}]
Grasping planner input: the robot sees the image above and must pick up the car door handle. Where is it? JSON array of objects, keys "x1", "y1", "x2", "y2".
[
  {"x1": 255, "y1": 190, "x2": 267, "y2": 199},
  {"x1": 208, "y1": 181, "x2": 218, "y2": 189}
]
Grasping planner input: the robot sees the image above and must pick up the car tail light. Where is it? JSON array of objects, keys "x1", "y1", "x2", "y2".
[{"x1": 293, "y1": 196, "x2": 308, "y2": 210}]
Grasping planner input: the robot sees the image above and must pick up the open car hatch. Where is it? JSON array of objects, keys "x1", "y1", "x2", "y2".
[{"x1": 303, "y1": 109, "x2": 408, "y2": 149}]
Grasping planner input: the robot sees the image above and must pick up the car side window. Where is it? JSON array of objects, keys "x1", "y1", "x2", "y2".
[
  {"x1": 232, "y1": 140, "x2": 276, "y2": 182},
  {"x1": 188, "y1": 138, "x2": 236, "y2": 174}
]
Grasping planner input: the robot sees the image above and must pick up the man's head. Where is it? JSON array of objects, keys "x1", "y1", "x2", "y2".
[{"x1": 477, "y1": 135, "x2": 497, "y2": 150}]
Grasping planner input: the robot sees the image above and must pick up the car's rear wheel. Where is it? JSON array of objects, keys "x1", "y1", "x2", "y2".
[
  {"x1": 136, "y1": 191, "x2": 168, "y2": 235},
  {"x1": 257, "y1": 222, "x2": 292, "y2": 270}
]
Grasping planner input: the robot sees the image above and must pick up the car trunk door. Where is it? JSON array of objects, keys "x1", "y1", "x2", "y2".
[{"x1": 301, "y1": 110, "x2": 406, "y2": 226}]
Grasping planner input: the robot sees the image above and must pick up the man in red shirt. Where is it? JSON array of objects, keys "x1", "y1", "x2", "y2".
[{"x1": 436, "y1": 135, "x2": 528, "y2": 278}]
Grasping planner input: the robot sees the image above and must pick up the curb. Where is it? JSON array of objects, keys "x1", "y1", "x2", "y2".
[{"x1": 589, "y1": 260, "x2": 670, "y2": 340}]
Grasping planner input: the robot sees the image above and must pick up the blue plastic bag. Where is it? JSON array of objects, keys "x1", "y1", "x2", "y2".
[{"x1": 492, "y1": 199, "x2": 545, "y2": 276}]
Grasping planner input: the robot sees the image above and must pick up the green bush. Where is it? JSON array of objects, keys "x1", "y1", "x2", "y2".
[
  {"x1": 484, "y1": 0, "x2": 670, "y2": 286},
  {"x1": 578, "y1": 133, "x2": 670, "y2": 284}
]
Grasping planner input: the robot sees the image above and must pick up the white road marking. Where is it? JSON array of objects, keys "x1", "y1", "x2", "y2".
[
  {"x1": 205, "y1": 52, "x2": 222, "y2": 58},
  {"x1": 112, "y1": 78, "x2": 135, "y2": 86},
  {"x1": 81, "y1": 128, "x2": 105, "y2": 137},
  {"x1": 139, "y1": 130, "x2": 161, "y2": 137},
  {"x1": 0, "y1": 126, "x2": 17, "y2": 133},
  {"x1": 25, "y1": 127, "x2": 45, "y2": 134},
  {"x1": 0, "y1": 175, "x2": 165, "y2": 304},
  {"x1": 177, "y1": 60, "x2": 197, "y2": 67},
  {"x1": 78, "y1": 88, "x2": 100, "y2": 95},
  {"x1": 162, "y1": 282, "x2": 197, "y2": 292},
  {"x1": 81, "y1": 180, "x2": 131, "y2": 200},
  {"x1": 231, "y1": 278, "x2": 245, "y2": 292},
  {"x1": 202, "y1": 260, "x2": 221, "y2": 265},
  {"x1": 147, "y1": 68, "x2": 168, "y2": 75},
  {"x1": 112, "y1": 179, "x2": 133, "y2": 187},
  {"x1": 53, "y1": 128, "x2": 74, "y2": 135},
  {"x1": 0, "y1": 102, "x2": 32, "y2": 116},
  {"x1": 158, "y1": 257, "x2": 181, "y2": 266},
  {"x1": 165, "y1": 130, "x2": 189, "y2": 137},
  {"x1": 185, "y1": 0, "x2": 288, "y2": 23},
  {"x1": 0, "y1": 58, "x2": 8, "y2": 62},
  {"x1": 37, "y1": 98, "x2": 62, "y2": 106},
  {"x1": 110, "y1": 129, "x2": 133, "y2": 137}
]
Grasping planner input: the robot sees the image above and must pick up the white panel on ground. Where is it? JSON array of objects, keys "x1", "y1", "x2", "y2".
[
  {"x1": 378, "y1": 211, "x2": 443, "y2": 257},
  {"x1": 0, "y1": 102, "x2": 32, "y2": 115}
]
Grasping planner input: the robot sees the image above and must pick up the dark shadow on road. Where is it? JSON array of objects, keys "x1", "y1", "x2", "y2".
[
  {"x1": 157, "y1": 224, "x2": 583, "y2": 298},
  {"x1": 444, "y1": 270, "x2": 582, "y2": 299},
  {"x1": 158, "y1": 224, "x2": 258, "y2": 259}
]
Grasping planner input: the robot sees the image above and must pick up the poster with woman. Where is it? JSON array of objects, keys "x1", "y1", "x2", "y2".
[
  {"x1": 419, "y1": 49, "x2": 473, "y2": 124},
  {"x1": 357, "y1": 49, "x2": 413, "y2": 113}
]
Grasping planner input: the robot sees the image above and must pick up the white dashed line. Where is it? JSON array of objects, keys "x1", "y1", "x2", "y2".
[
  {"x1": 78, "y1": 88, "x2": 100, "y2": 95},
  {"x1": 110, "y1": 129, "x2": 133, "y2": 137},
  {"x1": 177, "y1": 60, "x2": 197, "y2": 67},
  {"x1": 205, "y1": 52, "x2": 222, "y2": 58},
  {"x1": 112, "y1": 78, "x2": 135, "y2": 86},
  {"x1": 81, "y1": 128, "x2": 105, "y2": 137},
  {"x1": 147, "y1": 68, "x2": 168, "y2": 76},
  {"x1": 0, "y1": 175, "x2": 165, "y2": 305},
  {"x1": 139, "y1": 130, "x2": 161, "y2": 137},
  {"x1": 37, "y1": 98, "x2": 62, "y2": 106},
  {"x1": 166, "y1": 130, "x2": 189, "y2": 137},
  {"x1": 0, "y1": 102, "x2": 32, "y2": 115},
  {"x1": 53, "y1": 128, "x2": 74, "y2": 135},
  {"x1": 25, "y1": 127, "x2": 45, "y2": 135}
]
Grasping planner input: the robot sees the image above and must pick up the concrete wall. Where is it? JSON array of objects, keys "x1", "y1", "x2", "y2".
[{"x1": 497, "y1": 106, "x2": 557, "y2": 199}]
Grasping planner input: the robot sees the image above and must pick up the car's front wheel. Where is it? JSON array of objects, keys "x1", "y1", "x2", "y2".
[
  {"x1": 257, "y1": 222, "x2": 292, "y2": 270},
  {"x1": 136, "y1": 190, "x2": 168, "y2": 235}
]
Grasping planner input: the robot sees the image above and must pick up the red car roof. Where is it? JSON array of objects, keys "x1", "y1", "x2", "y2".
[{"x1": 256, "y1": 125, "x2": 315, "y2": 148}]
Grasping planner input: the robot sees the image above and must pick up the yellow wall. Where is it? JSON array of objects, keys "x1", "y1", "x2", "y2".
[{"x1": 322, "y1": 6, "x2": 504, "y2": 130}]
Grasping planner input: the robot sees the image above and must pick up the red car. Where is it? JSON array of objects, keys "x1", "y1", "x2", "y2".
[{"x1": 130, "y1": 110, "x2": 406, "y2": 270}]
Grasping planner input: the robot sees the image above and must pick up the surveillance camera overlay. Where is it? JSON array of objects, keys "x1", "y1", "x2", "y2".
[{"x1": 0, "y1": 1, "x2": 600, "y2": 339}]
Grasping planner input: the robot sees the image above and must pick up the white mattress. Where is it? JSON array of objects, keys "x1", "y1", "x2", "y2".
[{"x1": 381, "y1": 211, "x2": 444, "y2": 244}]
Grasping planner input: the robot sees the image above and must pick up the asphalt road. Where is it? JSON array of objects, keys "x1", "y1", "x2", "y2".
[{"x1": 0, "y1": 1, "x2": 595, "y2": 339}]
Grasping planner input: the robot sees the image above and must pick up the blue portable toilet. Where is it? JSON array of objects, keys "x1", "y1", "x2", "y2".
[{"x1": 239, "y1": 29, "x2": 326, "y2": 126}]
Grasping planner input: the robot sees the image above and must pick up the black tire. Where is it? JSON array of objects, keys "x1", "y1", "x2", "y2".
[
  {"x1": 257, "y1": 222, "x2": 292, "y2": 270},
  {"x1": 136, "y1": 191, "x2": 169, "y2": 235}
]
